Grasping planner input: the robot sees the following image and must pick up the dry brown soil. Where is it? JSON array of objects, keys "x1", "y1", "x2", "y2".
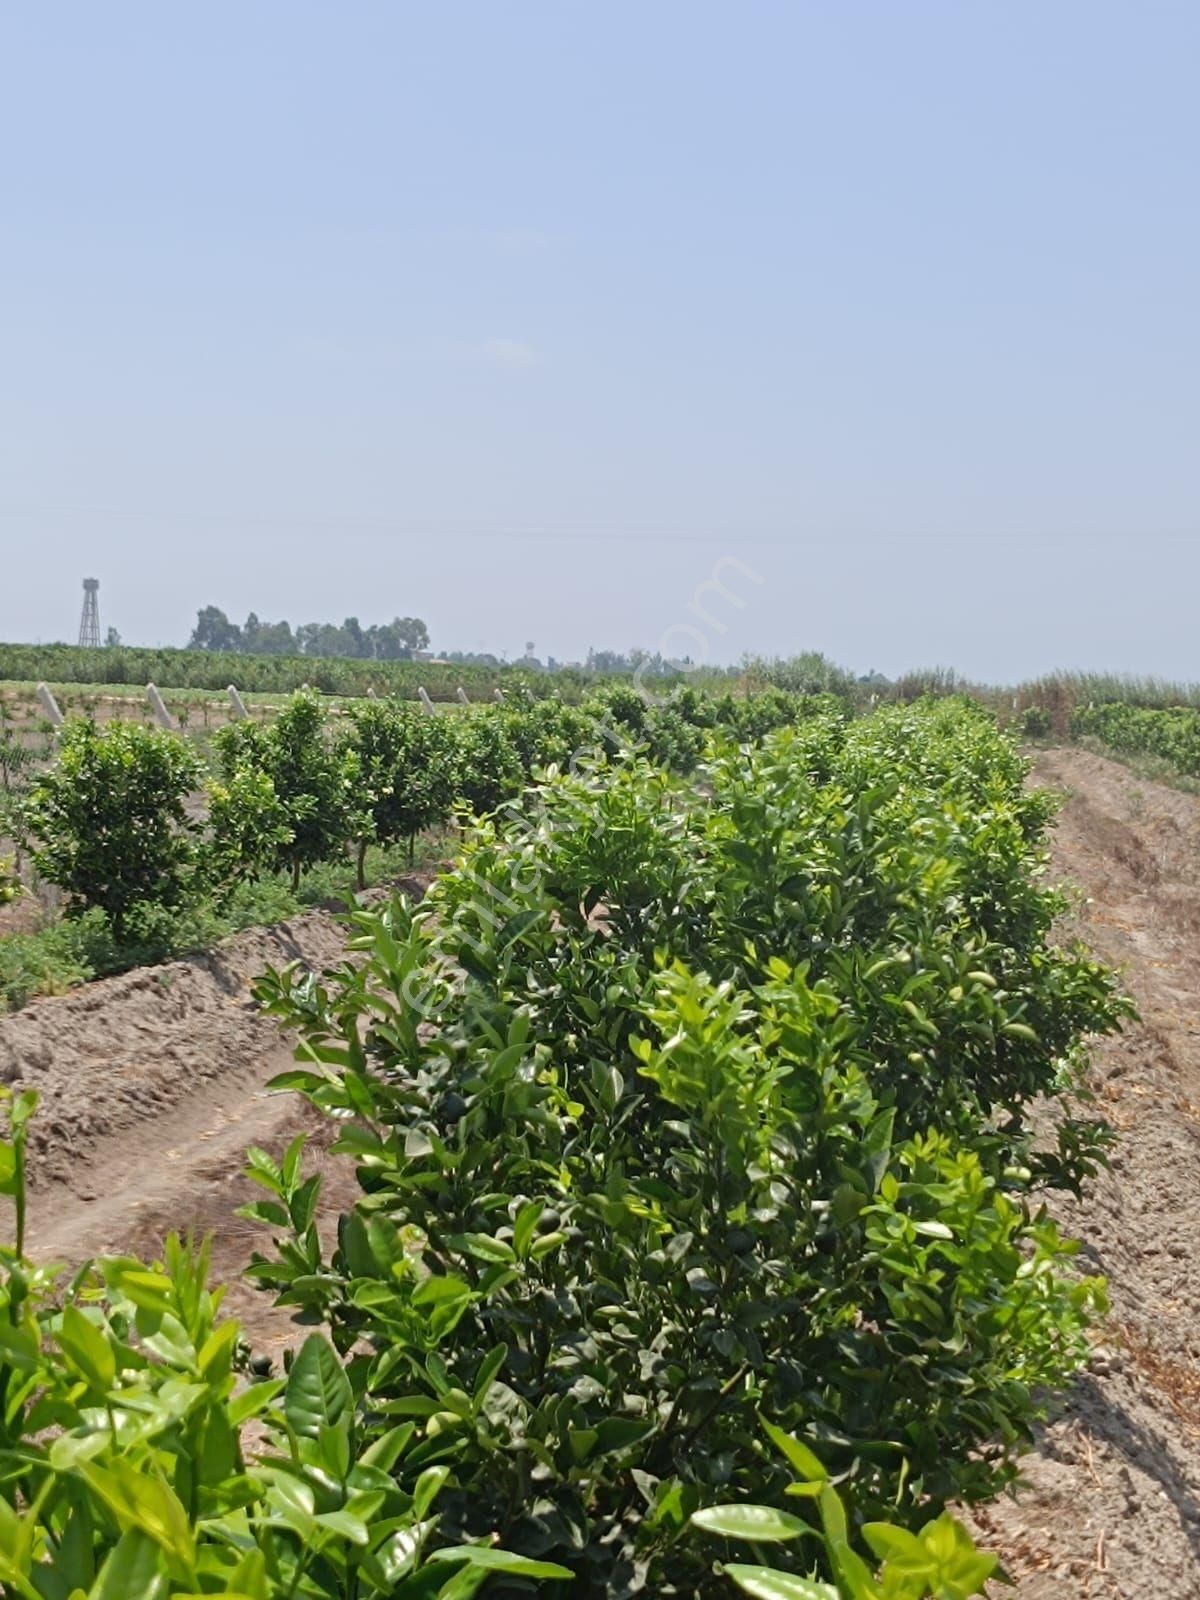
[
  {"x1": 0, "y1": 751, "x2": 1197, "y2": 1594},
  {"x1": 969, "y1": 748, "x2": 1200, "y2": 1596},
  {"x1": 0, "y1": 876, "x2": 433, "y2": 1359}
]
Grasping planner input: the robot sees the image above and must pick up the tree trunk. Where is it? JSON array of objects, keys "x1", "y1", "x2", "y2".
[{"x1": 356, "y1": 838, "x2": 368, "y2": 891}]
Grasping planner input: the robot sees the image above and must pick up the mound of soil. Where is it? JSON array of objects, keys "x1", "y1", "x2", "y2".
[
  {"x1": 0, "y1": 912, "x2": 350, "y2": 1181},
  {"x1": 0, "y1": 874, "x2": 433, "y2": 1353}
]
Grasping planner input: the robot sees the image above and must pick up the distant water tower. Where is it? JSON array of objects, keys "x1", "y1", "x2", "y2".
[{"x1": 78, "y1": 578, "x2": 101, "y2": 648}]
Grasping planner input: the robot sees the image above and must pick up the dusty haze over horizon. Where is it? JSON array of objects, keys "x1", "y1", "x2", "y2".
[{"x1": 3, "y1": 3, "x2": 1197, "y2": 681}]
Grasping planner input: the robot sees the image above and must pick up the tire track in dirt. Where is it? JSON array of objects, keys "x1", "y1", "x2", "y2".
[{"x1": 971, "y1": 748, "x2": 1200, "y2": 1597}]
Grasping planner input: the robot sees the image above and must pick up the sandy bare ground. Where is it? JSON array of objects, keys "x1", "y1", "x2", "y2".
[
  {"x1": 969, "y1": 748, "x2": 1200, "y2": 1596},
  {"x1": 0, "y1": 754, "x2": 1198, "y2": 1593},
  {"x1": 0, "y1": 881, "x2": 432, "y2": 1357}
]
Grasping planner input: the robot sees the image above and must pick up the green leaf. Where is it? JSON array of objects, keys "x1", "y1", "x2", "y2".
[
  {"x1": 284, "y1": 1334, "x2": 353, "y2": 1439},
  {"x1": 760, "y1": 1419, "x2": 829, "y2": 1483},
  {"x1": 593, "y1": 1416, "x2": 655, "y2": 1456},
  {"x1": 691, "y1": 1504, "x2": 812, "y2": 1543},
  {"x1": 228, "y1": 1379, "x2": 284, "y2": 1426},
  {"x1": 111, "y1": 1268, "x2": 175, "y2": 1316},
  {"x1": 267, "y1": 1069, "x2": 332, "y2": 1095},
  {"x1": 318, "y1": 1420, "x2": 351, "y2": 1481},
  {"x1": 50, "y1": 1430, "x2": 111, "y2": 1471},
  {"x1": 58, "y1": 1306, "x2": 116, "y2": 1393},
  {"x1": 429, "y1": 1546, "x2": 574, "y2": 1579},
  {"x1": 359, "y1": 1423, "x2": 415, "y2": 1472},
  {"x1": 81, "y1": 1462, "x2": 194, "y2": 1572},
  {"x1": 913, "y1": 1220, "x2": 953, "y2": 1240},
  {"x1": 1002, "y1": 1021, "x2": 1038, "y2": 1041},
  {"x1": 9, "y1": 1090, "x2": 38, "y2": 1131},
  {"x1": 722, "y1": 1566, "x2": 838, "y2": 1600},
  {"x1": 244, "y1": 1145, "x2": 283, "y2": 1195},
  {"x1": 0, "y1": 1322, "x2": 42, "y2": 1373},
  {"x1": 862, "y1": 1522, "x2": 928, "y2": 1570},
  {"x1": 497, "y1": 908, "x2": 543, "y2": 948},
  {"x1": 264, "y1": 1473, "x2": 316, "y2": 1525},
  {"x1": 197, "y1": 1320, "x2": 240, "y2": 1383},
  {"x1": 56, "y1": 1500, "x2": 97, "y2": 1593},
  {"x1": 472, "y1": 1344, "x2": 506, "y2": 1404},
  {"x1": 530, "y1": 1230, "x2": 567, "y2": 1260},
  {"x1": 411, "y1": 1275, "x2": 473, "y2": 1311},
  {"x1": 171, "y1": 1593, "x2": 262, "y2": 1600},
  {"x1": 413, "y1": 1465, "x2": 451, "y2": 1518},
  {"x1": 444, "y1": 1233, "x2": 516, "y2": 1264},
  {"x1": 88, "y1": 1529, "x2": 168, "y2": 1600},
  {"x1": 404, "y1": 1127, "x2": 434, "y2": 1160},
  {"x1": 313, "y1": 1508, "x2": 371, "y2": 1546},
  {"x1": 228, "y1": 1546, "x2": 270, "y2": 1599},
  {"x1": 863, "y1": 1107, "x2": 895, "y2": 1192},
  {"x1": 429, "y1": 1569, "x2": 489, "y2": 1600},
  {"x1": 362, "y1": 1518, "x2": 436, "y2": 1588},
  {"x1": 236, "y1": 1200, "x2": 291, "y2": 1229},
  {"x1": 817, "y1": 1484, "x2": 848, "y2": 1546},
  {"x1": 512, "y1": 1201, "x2": 544, "y2": 1258}
]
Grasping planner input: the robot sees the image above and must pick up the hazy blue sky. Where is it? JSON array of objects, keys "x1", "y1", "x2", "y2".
[{"x1": 3, "y1": 2, "x2": 1197, "y2": 679}]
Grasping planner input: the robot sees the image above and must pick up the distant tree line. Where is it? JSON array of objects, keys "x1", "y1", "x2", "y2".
[
  {"x1": 187, "y1": 608, "x2": 702, "y2": 677},
  {"x1": 438, "y1": 646, "x2": 692, "y2": 677},
  {"x1": 188, "y1": 606, "x2": 430, "y2": 660}
]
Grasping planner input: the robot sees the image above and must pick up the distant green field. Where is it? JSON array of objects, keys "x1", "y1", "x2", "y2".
[{"x1": 0, "y1": 642, "x2": 647, "y2": 701}]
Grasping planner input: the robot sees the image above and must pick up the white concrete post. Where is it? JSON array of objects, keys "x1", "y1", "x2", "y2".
[
  {"x1": 227, "y1": 685, "x2": 249, "y2": 720},
  {"x1": 456, "y1": 686, "x2": 470, "y2": 705},
  {"x1": 35, "y1": 683, "x2": 64, "y2": 727},
  {"x1": 417, "y1": 687, "x2": 436, "y2": 716},
  {"x1": 493, "y1": 688, "x2": 505, "y2": 703},
  {"x1": 146, "y1": 683, "x2": 175, "y2": 730}
]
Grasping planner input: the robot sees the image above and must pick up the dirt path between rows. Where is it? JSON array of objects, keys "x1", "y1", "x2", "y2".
[
  {"x1": 970, "y1": 748, "x2": 1200, "y2": 1596},
  {"x1": 0, "y1": 878, "x2": 431, "y2": 1358},
  {"x1": 1, "y1": 756, "x2": 1198, "y2": 1593}
]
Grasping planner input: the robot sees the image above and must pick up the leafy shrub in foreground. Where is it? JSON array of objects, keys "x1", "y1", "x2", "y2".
[
  {"x1": 691, "y1": 1424, "x2": 996, "y2": 1599},
  {"x1": 245, "y1": 704, "x2": 1125, "y2": 1593},
  {"x1": 0, "y1": 1092, "x2": 569, "y2": 1599}
]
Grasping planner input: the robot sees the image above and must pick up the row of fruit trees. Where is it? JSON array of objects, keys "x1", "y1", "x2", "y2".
[{"x1": 0, "y1": 692, "x2": 1130, "y2": 1595}]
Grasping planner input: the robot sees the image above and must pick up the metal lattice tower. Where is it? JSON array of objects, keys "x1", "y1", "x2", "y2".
[{"x1": 78, "y1": 578, "x2": 101, "y2": 648}]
